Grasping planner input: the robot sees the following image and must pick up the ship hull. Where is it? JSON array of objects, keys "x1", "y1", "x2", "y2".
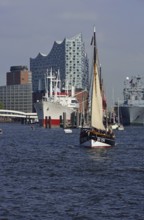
[
  {"x1": 79, "y1": 128, "x2": 115, "y2": 148},
  {"x1": 80, "y1": 139, "x2": 114, "y2": 148},
  {"x1": 34, "y1": 100, "x2": 76, "y2": 127},
  {"x1": 119, "y1": 105, "x2": 144, "y2": 125}
]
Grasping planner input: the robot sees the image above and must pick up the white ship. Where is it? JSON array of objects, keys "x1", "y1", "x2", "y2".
[
  {"x1": 34, "y1": 69, "x2": 79, "y2": 127},
  {"x1": 119, "y1": 75, "x2": 144, "y2": 125}
]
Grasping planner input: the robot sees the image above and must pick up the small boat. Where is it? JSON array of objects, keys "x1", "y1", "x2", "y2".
[
  {"x1": 116, "y1": 98, "x2": 124, "y2": 131},
  {"x1": 111, "y1": 123, "x2": 119, "y2": 130},
  {"x1": 79, "y1": 27, "x2": 115, "y2": 148},
  {"x1": 64, "y1": 128, "x2": 72, "y2": 133},
  {"x1": 0, "y1": 129, "x2": 3, "y2": 134},
  {"x1": 109, "y1": 108, "x2": 119, "y2": 130},
  {"x1": 117, "y1": 124, "x2": 124, "y2": 131}
]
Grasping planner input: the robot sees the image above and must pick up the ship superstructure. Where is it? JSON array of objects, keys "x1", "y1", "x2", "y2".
[{"x1": 119, "y1": 75, "x2": 144, "y2": 125}]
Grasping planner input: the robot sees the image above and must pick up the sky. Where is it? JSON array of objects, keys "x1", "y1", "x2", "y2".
[{"x1": 0, "y1": 0, "x2": 144, "y2": 107}]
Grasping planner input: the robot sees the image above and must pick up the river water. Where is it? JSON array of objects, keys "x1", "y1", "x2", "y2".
[{"x1": 0, "y1": 123, "x2": 143, "y2": 220}]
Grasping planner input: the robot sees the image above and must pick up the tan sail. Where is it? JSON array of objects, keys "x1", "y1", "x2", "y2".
[{"x1": 91, "y1": 55, "x2": 105, "y2": 130}]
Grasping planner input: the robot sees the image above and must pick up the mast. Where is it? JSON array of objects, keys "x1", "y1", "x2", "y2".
[
  {"x1": 93, "y1": 26, "x2": 97, "y2": 72},
  {"x1": 99, "y1": 64, "x2": 102, "y2": 92},
  {"x1": 44, "y1": 69, "x2": 49, "y2": 99},
  {"x1": 50, "y1": 68, "x2": 53, "y2": 98}
]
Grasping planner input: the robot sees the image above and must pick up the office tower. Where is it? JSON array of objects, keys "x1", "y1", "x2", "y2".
[
  {"x1": 0, "y1": 84, "x2": 32, "y2": 112},
  {"x1": 0, "y1": 66, "x2": 32, "y2": 112}
]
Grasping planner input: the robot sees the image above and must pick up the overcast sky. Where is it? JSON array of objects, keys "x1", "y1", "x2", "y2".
[{"x1": 0, "y1": 0, "x2": 144, "y2": 107}]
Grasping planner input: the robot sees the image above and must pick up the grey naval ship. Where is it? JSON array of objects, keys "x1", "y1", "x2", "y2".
[{"x1": 119, "y1": 75, "x2": 144, "y2": 125}]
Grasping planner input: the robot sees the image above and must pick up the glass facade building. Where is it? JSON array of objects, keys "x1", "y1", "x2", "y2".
[
  {"x1": 0, "y1": 66, "x2": 33, "y2": 113},
  {"x1": 0, "y1": 84, "x2": 32, "y2": 113},
  {"x1": 30, "y1": 33, "x2": 89, "y2": 93}
]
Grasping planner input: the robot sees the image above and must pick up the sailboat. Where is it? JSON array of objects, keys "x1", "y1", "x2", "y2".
[
  {"x1": 79, "y1": 27, "x2": 115, "y2": 148},
  {"x1": 117, "y1": 98, "x2": 124, "y2": 130}
]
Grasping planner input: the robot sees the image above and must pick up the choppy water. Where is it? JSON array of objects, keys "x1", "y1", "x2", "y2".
[{"x1": 0, "y1": 123, "x2": 143, "y2": 220}]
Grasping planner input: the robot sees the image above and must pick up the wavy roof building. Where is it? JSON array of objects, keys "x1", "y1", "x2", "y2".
[{"x1": 30, "y1": 33, "x2": 89, "y2": 93}]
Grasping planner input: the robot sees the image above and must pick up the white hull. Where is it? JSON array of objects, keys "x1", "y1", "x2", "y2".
[
  {"x1": 117, "y1": 124, "x2": 124, "y2": 130},
  {"x1": 111, "y1": 123, "x2": 119, "y2": 130},
  {"x1": 64, "y1": 129, "x2": 73, "y2": 133},
  {"x1": 34, "y1": 100, "x2": 76, "y2": 127},
  {"x1": 80, "y1": 139, "x2": 112, "y2": 148}
]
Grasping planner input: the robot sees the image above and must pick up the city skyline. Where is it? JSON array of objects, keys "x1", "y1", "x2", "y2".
[{"x1": 0, "y1": 0, "x2": 144, "y2": 107}]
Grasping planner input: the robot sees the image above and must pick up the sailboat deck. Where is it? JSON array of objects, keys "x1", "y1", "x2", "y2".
[{"x1": 81, "y1": 127, "x2": 115, "y2": 139}]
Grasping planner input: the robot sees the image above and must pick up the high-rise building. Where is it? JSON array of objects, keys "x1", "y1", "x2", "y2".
[
  {"x1": 0, "y1": 84, "x2": 32, "y2": 112},
  {"x1": 0, "y1": 66, "x2": 33, "y2": 112},
  {"x1": 30, "y1": 33, "x2": 89, "y2": 93}
]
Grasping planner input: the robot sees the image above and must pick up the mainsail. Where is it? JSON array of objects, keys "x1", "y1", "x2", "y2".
[{"x1": 91, "y1": 28, "x2": 105, "y2": 130}]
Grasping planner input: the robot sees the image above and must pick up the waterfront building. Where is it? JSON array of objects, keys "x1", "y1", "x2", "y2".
[
  {"x1": 0, "y1": 84, "x2": 32, "y2": 112},
  {"x1": 6, "y1": 66, "x2": 31, "y2": 86},
  {"x1": 30, "y1": 33, "x2": 89, "y2": 94},
  {"x1": 0, "y1": 66, "x2": 33, "y2": 113}
]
